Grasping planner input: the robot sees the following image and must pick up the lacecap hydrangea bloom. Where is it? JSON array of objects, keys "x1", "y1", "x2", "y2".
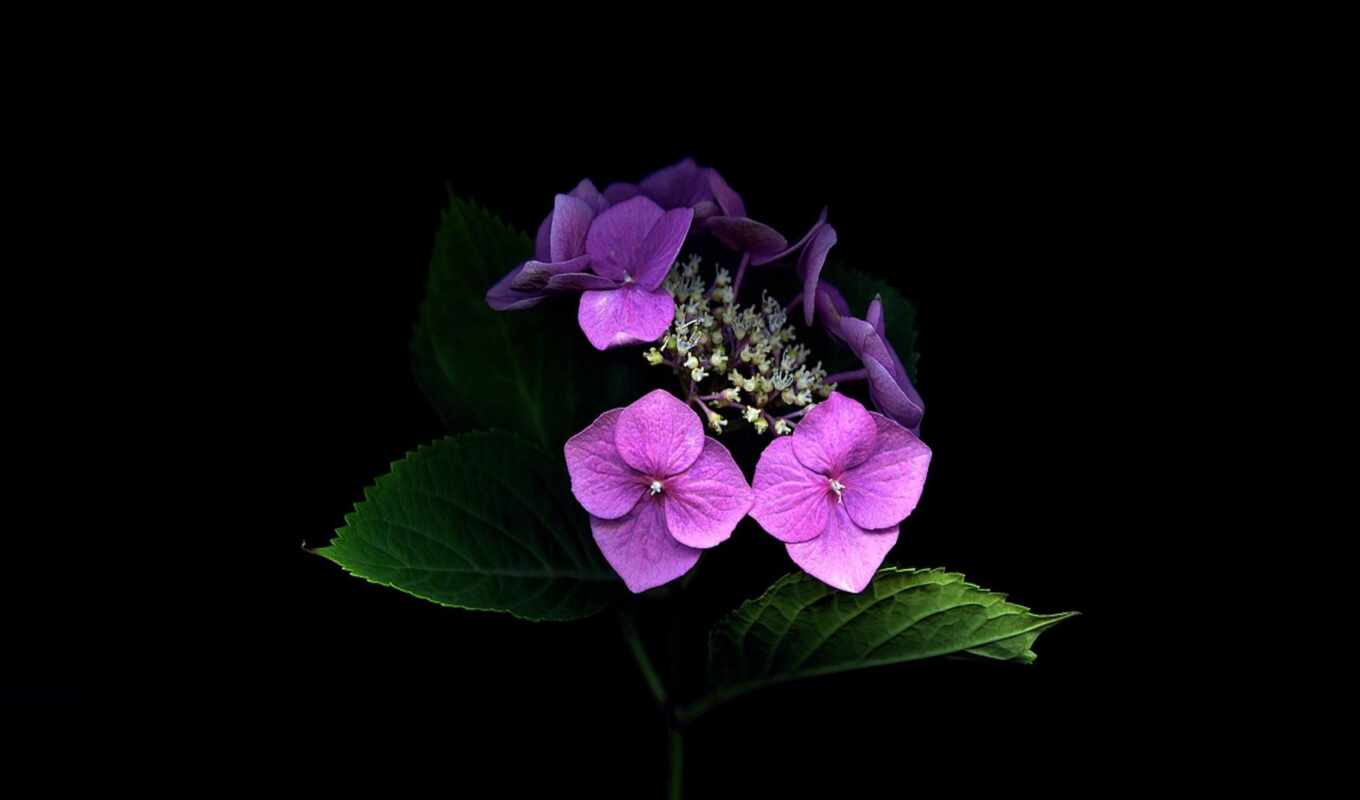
[
  {"x1": 749, "y1": 391, "x2": 930, "y2": 592},
  {"x1": 564, "y1": 389, "x2": 753, "y2": 592}
]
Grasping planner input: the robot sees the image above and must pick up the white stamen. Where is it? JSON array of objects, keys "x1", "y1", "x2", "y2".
[
  {"x1": 649, "y1": 480, "x2": 663, "y2": 496},
  {"x1": 829, "y1": 479, "x2": 846, "y2": 502}
]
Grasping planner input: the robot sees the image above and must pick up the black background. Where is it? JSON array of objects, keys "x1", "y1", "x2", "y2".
[{"x1": 223, "y1": 105, "x2": 1169, "y2": 791}]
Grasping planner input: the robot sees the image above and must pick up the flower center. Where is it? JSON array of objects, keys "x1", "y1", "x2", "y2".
[
  {"x1": 649, "y1": 480, "x2": 663, "y2": 496},
  {"x1": 829, "y1": 478, "x2": 846, "y2": 502},
  {"x1": 623, "y1": 274, "x2": 634, "y2": 284}
]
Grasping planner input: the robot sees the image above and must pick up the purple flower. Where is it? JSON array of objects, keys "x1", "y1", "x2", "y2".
[
  {"x1": 564, "y1": 389, "x2": 753, "y2": 593},
  {"x1": 576, "y1": 196, "x2": 692, "y2": 350},
  {"x1": 836, "y1": 297, "x2": 925, "y2": 434},
  {"x1": 486, "y1": 179, "x2": 613, "y2": 311},
  {"x1": 749, "y1": 392, "x2": 930, "y2": 592},
  {"x1": 603, "y1": 158, "x2": 720, "y2": 220}
]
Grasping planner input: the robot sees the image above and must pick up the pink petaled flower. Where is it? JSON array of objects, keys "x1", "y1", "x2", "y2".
[
  {"x1": 750, "y1": 392, "x2": 931, "y2": 592},
  {"x1": 564, "y1": 389, "x2": 753, "y2": 592}
]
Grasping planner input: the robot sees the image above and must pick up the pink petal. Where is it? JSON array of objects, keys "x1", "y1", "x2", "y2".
[
  {"x1": 615, "y1": 389, "x2": 705, "y2": 478},
  {"x1": 662, "y1": 437, "x2": 753, "y2": 549},
  {"x1": 799, "y1": 223, "x2": 837, "y2": 326},
  {"x1": 585, "y1": 196, "x2": 665, "y2": 282},
  {"x1": 749, "y1": 436, "x2": 831, "y2": 544},
  {"x1": 563, "y1": 409, "x2": 646, "y2": 520},
  {"x1": 842, "y1": 413, "x2": 931, "y2": 530},
  {"x1": 577, "y1": 286, "x2": 676, "y2": 351},
  {"x1": 632, "y1": 207, "x2": 694, "y2": 290},
  {"x1": 592, "y1": 498, "x2": 702, "y2": 593},
  {"x1": 785, "y1": 503, "x2": 899, "y2": 593},
  {"x1": 791, "y1": 391, "x2": 877, "y2": 476},
  {"x1": 549, "y1": 193, "x2": 595, "y2": 263}
]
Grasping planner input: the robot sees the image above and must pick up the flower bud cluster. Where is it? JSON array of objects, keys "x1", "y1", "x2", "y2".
[{"x1": 644, "y1": 255, "x2": 835, "y2": 435}]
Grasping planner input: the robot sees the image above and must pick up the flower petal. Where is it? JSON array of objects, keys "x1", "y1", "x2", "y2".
[
  {"x1": 533, "y1": 213, "x2": 551, "y2": 263},
  {"x1": 749, "y1": 436, "x2": 831, "y2": 544},
  {"x1": 785, "y1": 503, "x2": 898, "y2": 593},
  {"x1": 577, "y1": 286, "x2": 676, "y2": 351},
  {"x1": 549, "y1": 193, "x2": 596, "y2": 263},
  {"x1": 639, "y1": 158, "x2": 710, "y2": 210},
  {"x1": 799, "y1": 223, "x2": 837, "y2": 326},
  {"x1": 544, "y1": 271, "x2": 620, "y2": 292},
  {"x1": 866, "y1": 295, "x2": 886, "y2": 338},
  {"x1": 632, "y1": 207, "x2": 694, "y2": 290},
  {"x1": 663, "y1": 437, "x2": 753, "y2": 549},
  {"x1": 706, "y1": 168, "x2": 746, "y2": 218},
  {"x1": 602, "y1": 181, "x2": 641, "y2": 205},
  {"x1": 585, "y1": 196, "x2": 666, "y2": 282},
  {"x1": 569, "y1": 178, "x2": 609, "y2": 215},
  {"x1": 486, "y1": 263, "x2": 549, "y2": 311},
  {"x1": 510, "y1": 256, "x2": 593, "y2": 291},
  {"x1": 563, "y1": 409, "x2": 646, "y2": 520},
  {"x1": 791, "y1": 391, "x2": 877, "y2": 476},
  {"x1": 615, "y1": 389, "x2": 705, "y2": 478},
  {"x1": 750, "y1": 207, "x2": 829, "y2": 266},
  {"x1": 706, "y1": 216, "x2": 788, "y2": 257},
  {"x1": 592, "y1": 498, "x2": 701, "y2": 593},
  {"x1": 842, "y1": 413, "x2": 931, "y2": 530},
  {"x1": 864, "y1": 356, "x2": 925, "y2": 435}
]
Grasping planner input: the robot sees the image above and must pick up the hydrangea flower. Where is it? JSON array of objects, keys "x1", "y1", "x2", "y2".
[
  {"x1": 486, "y1": 179, "x2": 612, "y2": 311},
  {"x1": 577, "y1": 196, "x2": 693, "y2": 350},
  {"x1": 836, "y1": 296, "x2": 925, "y2": 434},
  {"x1": 564, "y1": 389, "x2": 753, "y2": 592},
  {"x1": 749, "y1": 392, "x2": 930, "y2": 592}
]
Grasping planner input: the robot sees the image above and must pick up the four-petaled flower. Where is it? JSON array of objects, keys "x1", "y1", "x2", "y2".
[
  {"x1": 576, "y1": 197, "x2": 693, "y2": 350},
  {"x1": 749, "y1": 392, "x2": 930, "y2": 592},
  {"x1": 836, "y1": 296, "x2": 925, "y2": 434},
  {"x1": 565, "y1": 389, "x2": 753, "y2": 592},
  {"x1": 486, "y1": 179, "x2": 612, "y2": 311}
]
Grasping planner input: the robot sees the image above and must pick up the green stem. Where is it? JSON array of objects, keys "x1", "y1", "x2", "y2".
[
  {"x1": 669, "y1": 726, "x2": 684, "y2": 800},
  {"x1": 619, "y1": 609, "x2": 667, "y2": 708}
]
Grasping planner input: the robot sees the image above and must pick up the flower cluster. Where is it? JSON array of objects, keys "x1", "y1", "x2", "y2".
[
  {"x1": 490, "y1": 158, "x2": 931, "y2": 593},
  {"x1": 646, "y1": 255, "x2": 835, "y2": 436}
]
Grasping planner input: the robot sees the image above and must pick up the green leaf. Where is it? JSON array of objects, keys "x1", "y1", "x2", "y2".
[
  {"x1": 821, "y1": 263, "x2": 919, "y2": 382},
  {"x1": 412, "y1": 194, "x2": 643, "y2": 450},
  {"x1": 316, "y1": 431, "x2": 623, "y2": 621},
  {"x1": 695, "y1": 568, "x2": 1075, "y2": 714}
]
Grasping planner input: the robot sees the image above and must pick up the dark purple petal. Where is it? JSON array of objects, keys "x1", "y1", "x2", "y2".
[
  {"x1": 799, "y1": 224, "x2": 837, "y2": 326},
  {"x1": 841, "y1": 413, "x2": 931, "y2": 530},
  {"x1": 638, "y1": 158, "x2": 712, "y2": 211},
  {"x1": 603, "y1": 181, "x2": 641, "y2": 205},
  {"x1": 577, "y1": 285, "x2": 676, "y2": 351},
  {"x1": 866, "y1": 295, "x2": 886, "y2": 338},
  {"x1": 791, "y1": 391, "x2": 877, "y2": 476},
  {"x1": 533, "y1": 213, "x2": 552, "y2": 263},
  {"x1": 749, "y1": 436, "x2": 831, "y2": 544},
  {"x1": 591, "y1": 497, "x2": 702, "y2": 593},
  {"x1": 750, "y1": 207, "x2": 829, "y2": 266},
  {"x1": 568, "y1": 178, "x2": 609, "y2": 215},
  {"x1": 549, "y1": 194, "x2": 595, "y2": 263},
  {"x1": 662, "y1": 437, "x2": 752, "y2": 549},
  {"x1": 632, "y1": 207, "x2": 694, "y2": 290},
  {"x1": 705, "y1": 216, "x2": 789, "y2": 257},
  {"x1": 614, "y1": 389, "x2": 705, "y2": 478},
  {"x1": 864, "y1": 356, "x2": 925, "y2": 435},
  {"x1": 563, "y1": 409, "x2": 647, "y2": 520},
  {"x1": 815, "y1": 282, "x2": 852, "y2": 344},
  {"x1": 510, "y1": 256, "x2": 593, "y2": 291},
  {"x1": 487, "y1": 263, "x2": 550, "y2": 311},
  {"x1": 785, "y1": 503, "x2": 898, "y2": 593},
  {"x1": 544, "y1": 271, "x2": 620, "y2": 292},
  {"x1": 706, "y1": 168, "x2": 746, "y2": 218},
  {"x1": 585, "y1": 196, "x2": 666, "y2": 283}
]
